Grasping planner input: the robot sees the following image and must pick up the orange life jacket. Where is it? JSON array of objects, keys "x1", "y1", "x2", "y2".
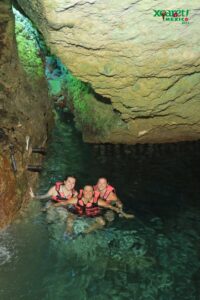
[
  {"x1": 51, "y1": 181, "x2": 76, "y2": 202},
  {"x1": 75, "y1": 190, "x2": 101, "y2": 217},
  {"x1": 93, "y1": 184, "x2": 115, "y2": 201}
]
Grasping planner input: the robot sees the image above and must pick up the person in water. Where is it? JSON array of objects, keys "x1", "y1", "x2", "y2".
[
  {"x1": 94, "y1": 177, "x2": 134, "y2": 220},
  {"x1": 55, "y1": 185, "x2": 134, "y2": 234},
  {"x1": 55, "y1": 185, "x2": 124, "y2": 235},
  {"x1": 29, "y1": 176, "x2": 78, "y2": 207},
  {"x1": 94, "y1": 177, "x2": 122, "y2": 208}
]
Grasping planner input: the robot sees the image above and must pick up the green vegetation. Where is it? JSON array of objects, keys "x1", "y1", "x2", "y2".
[
  {"x1": 66, "y1": 73, "x2": 91, "y2": 126},
  {"x1": 46, "y1": 55, "x2": 117, "y2": 136},
  {"x1": 12, "y1": 4, "x2": 118, "y2": 138},
  {"x1": 66, "y1": 72, "x2": 117, "y2": 136},
  {"x1": 13, "y1": 8, "x2": 44, "y2": 80},
  {"x1": 48, "y1": 78, "x2": 64, "y2": 96}
]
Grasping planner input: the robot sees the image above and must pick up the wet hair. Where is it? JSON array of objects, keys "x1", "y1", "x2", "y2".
[
  {"x1": 64, "y1": 175, "x2": 76, "y2": 181},
  {"x1": 97, "y1": 177, "x2": 108, "y2": 183},
  {"x1": 84, "y1": 185, "x2": 94, "y2": 190}
]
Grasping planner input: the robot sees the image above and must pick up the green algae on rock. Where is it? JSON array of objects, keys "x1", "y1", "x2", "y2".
[
  {"x1": 46, "y1": 55, "x2": 125, "y2": 140},
  {"x1": 66, "y1": 71, "x2": 124, "y2": 139},
  {"x1": 13, "y1": 8, "x2": 44, "y2": 80}
]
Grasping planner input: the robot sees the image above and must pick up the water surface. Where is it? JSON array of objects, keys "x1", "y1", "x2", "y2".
[{"x1": 0, "y1": 111, "x2": 200, "y2": 300}]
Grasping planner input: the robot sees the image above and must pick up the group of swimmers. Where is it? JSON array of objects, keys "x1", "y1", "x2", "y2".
[{"x1": 30, "y1": 176, "x2": 134, "y2": 235}]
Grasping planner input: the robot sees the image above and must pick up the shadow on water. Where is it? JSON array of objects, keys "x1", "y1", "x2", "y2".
[{"x1": 1, "y1": 110, "x2": 200, "y2": 300}]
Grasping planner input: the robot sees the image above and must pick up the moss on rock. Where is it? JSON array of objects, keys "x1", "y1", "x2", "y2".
[
  {"x1": 66, "y1": 72, "x2": 122, "y2": 137},
  {"x1": 13, "y1": 8, "x2": 44, "y2": 80}
]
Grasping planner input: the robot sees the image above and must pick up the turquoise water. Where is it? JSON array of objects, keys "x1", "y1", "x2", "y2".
[{"x1": 0, "y1": 111, "x2": 200, "y2": 300}]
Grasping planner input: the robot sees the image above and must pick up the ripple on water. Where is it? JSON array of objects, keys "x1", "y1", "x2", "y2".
[
  {"x1": 1, "y1": 110, "x2": 200, "y2": 300},
  {"x1": 0, "y1": 231, "x2": 14, "y2": 266},
  {"x1": 0, "y1": 246, "x2": 12, "y2": 266}
]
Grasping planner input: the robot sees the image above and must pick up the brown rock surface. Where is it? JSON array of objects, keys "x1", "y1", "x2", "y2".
[
  {"x1": 0, "y1": 0, "x2": 52, "y2": 228},
  {"x1": 0, "y1": 155, "x2": 17, "y2": 228}
]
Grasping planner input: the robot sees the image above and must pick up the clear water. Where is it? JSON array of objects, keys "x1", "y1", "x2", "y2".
[{"x1": 0, "y1": 111, "x2": 200, "y2": 300}]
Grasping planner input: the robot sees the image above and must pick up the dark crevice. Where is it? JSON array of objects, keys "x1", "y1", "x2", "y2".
[
  {"x1": 13, "y1": 0, "x2": 29, "y2": 22},
  {"x1": 89, "y1": 86, "x2": 112, "y2": 105},
  {"x1": 55, "y1": 1, "x2": 96, "y2": 13}
]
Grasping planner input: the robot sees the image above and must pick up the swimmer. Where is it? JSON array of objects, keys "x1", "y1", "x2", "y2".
[
  {"x1": 29, "y1": 176, "x2": 78, "y2": 210},
  {"x1": 94, "y1": 177, "x2": 134, "y2": 220},
  {"x1": 55, "y1": 185, "x2": 123, "y2": 235}
]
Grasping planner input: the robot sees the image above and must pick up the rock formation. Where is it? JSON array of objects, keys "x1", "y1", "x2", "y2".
[
  {"x1": 16, "y1": 0, "x2": 200, "y2": 143},
  {"x1": 0, "y1": 0, "x2": 52, "y2": 228}
]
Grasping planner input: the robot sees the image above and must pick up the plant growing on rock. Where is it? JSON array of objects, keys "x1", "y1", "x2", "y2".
[{"x1": 13, "y1": 8, "x2": 44, "y2": 80}]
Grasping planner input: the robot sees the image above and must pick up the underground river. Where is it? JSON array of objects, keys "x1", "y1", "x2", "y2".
[{"x1": 0, "y1": 110, "x2": 200, "y2": 300}]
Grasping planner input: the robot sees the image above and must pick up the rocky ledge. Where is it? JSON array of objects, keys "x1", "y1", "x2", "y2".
[{"x1": 16, "y1": 0, "x2": 200, "y2": 143}]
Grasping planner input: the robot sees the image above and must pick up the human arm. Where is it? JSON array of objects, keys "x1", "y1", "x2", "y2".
[
  {"x1": 106, "y1": 192, "x2": 123, "y2": 209},
  {"x1": 29, "y1": 186, "x2": 55, "y2": 200},
  {"x1": 73, "y1": 190, "x2": 78, "y2": 197},
  {"x1": 118, "y1": 211, "x2": 135, "y2": 219},
  {"x1": 98, "y1": 199, "x2": 134, "y2": 219},
  {"x1": 98, "y1": 199, "x2": 121, "y2": 214},
  {"x1": 54, "y1": 197, "x2": 77, "y2": 207}
]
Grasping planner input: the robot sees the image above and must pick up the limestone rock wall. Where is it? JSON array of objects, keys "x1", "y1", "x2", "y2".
[
  {"x1": 16, "y1": 0, "x2": 200, "y2": 143},
  {"x1": 0, "y1": 0, "x2": 52, "y2": 228}
]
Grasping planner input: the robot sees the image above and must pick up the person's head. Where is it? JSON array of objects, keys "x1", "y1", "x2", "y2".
[
  {"x1": 97, "y1": 177, "x2": 108, "y2": 191},
  {"x1": 64, "y1": 176, "x2": 76, "y2": 191},
  {"x1": 83, "y1": 185, "x2": 94, "y2": 200}
]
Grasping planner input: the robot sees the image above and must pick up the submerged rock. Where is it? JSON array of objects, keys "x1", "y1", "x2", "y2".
[
  {"x1": 16, "y1": 0, "x2": 200, "y2": 143},
  {"x1": 46, "y1": 206, "x2": 152, "y2": 267}
]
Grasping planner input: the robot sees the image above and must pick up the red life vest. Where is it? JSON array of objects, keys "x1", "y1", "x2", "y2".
[
  {"x1": 51, "y1": 181, "x2": 76, "y2": 202},
  {"x1": 75, "y1": 190, "x2": 101, "y2": 217},
  {"x1": 94, "y1": 184, "x2": 115, "y2": 201}
]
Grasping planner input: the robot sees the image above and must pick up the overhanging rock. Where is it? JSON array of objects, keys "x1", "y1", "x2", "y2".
[{"x1": 16, "y1": 0, "x2": 200, "y2": 143}]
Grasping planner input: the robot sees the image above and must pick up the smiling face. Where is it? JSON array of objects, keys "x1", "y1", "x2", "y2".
[
  {"x1": 83, "y1": 185, "x2": 94, "y2": 200},
  {"x1": 97, "y1": 178, "x2": 108, "y2": 191},
  {"x1": 64, "y1": 177, "x2": 76, "y2": 191}
]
